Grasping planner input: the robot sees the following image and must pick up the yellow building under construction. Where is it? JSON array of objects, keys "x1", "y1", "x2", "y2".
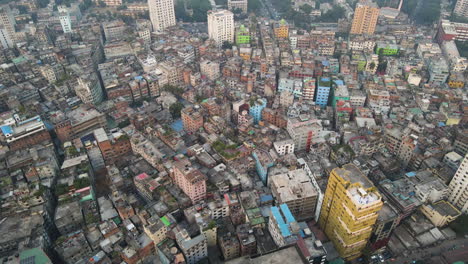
[{"x1": 318, "y1": 164, "x2": 383, "y2": 260}]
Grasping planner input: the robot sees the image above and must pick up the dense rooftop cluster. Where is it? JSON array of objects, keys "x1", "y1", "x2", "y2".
[{"x1": 0, "y1": 0, "x2": 467, "y2": 264}]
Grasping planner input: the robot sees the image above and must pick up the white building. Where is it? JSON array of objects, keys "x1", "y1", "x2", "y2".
[
  {"x1": 448, "y1": 154, "x2": 468, "y2": 213},
  {"x1": 228, "y1": 0, "x2": 248, "y2": 13},
  {"x1": 207, "y1": 9, "x2": 234, "y2": 47},
  {"x1": 148, "y1": 0, "x2": 176, "y2": 32},
  {"x1": 443, "y1": 151, "x2": 463, "y2": 171},
  {"x1": 273, "y1": 139, "x2": 295, "y2": 156},
  {"x1": 58, "y1": 6, "x2": 72, "y2": 33},
  {"x1": 454, "y1": 0, "x2": 468, "y2": 17},
  {"x1": 0, "y1": 5, "x2": 16, "y2": 49}
]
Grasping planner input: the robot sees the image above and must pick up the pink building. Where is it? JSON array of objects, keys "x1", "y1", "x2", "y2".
[{"x1": 172, "y1": 156, "x2": 207, "y2": 203}]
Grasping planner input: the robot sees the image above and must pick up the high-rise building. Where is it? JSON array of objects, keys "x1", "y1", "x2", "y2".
[
  {"x1": 350, "y1": 0, "x2": 379, "y2": 35},
  {"x1": 228, "y1": 0, "x2": 248, "y2": 13},
  {"x1": 175, "y1": 229, "x2": 208, "y2": 264},
  {"x1": 454, "y1": 0, "x2": 468, "y2": 17},
  {"x1": 318, "y1": 164, "x2": 383, "y2": 260},
  {"x1": 286, "y1": 116, "x2": 323, "y2": 152},
  {"x1": 316, "y1": 77, "x2": 331, "y2": 106},
  {"x1": 448, "y1": 154, "x2": 468, "y2": 213},
  {"x1": 58, "y1": 6, "x2": 72, "y2": 33},
  {"x1": 148, "y1": 0, "x2": 176, "y2": 32},
  {"x1": 269, "y1": 169, "x2": 319, "y2": 221},
  {"x1": 181, "y1": 105, "x2": 204, "y2": 133},
  {"x1": 75, "y1": 72, "x2": 104, "y2": 106},
  {"x1": 172, "y1": 156, "x2": 207, "y2": 203},
  {"x1": 235, "y1": 25, "x2": 250, "y2": 45},
  {"x1": 208, "y1": 10, "x2": 234, "y2": 47},
  {"x1": 0, "y1": 5, "x2": 16, "y2": 49}
]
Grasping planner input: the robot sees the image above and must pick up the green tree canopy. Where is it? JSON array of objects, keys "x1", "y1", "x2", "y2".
[{"x1": 169, "y1": 102, "x2": 184, "y2": 119}]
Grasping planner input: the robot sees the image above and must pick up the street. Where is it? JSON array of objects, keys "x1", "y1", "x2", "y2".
[{"x1": 389, "y1": 237, "x2": 468, "y2": 263}]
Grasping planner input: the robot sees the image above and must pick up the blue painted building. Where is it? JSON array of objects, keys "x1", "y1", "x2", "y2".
[
  {"x1": 249, "y1": 98, "x2": 267, "y2": 124},
  {"x1": 315, "y1": 77, "x2": 331, "y2": 107},
  {"x1": 252, "y1": 149, "x2": 275, "y2": 185}
]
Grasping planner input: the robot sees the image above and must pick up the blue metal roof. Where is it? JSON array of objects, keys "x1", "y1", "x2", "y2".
[
  {"x1": 271, "y1": 206, "x2": 291, "y2": 238},
  {"x1": 18, "y1": 116, "x2": 41, "y2": 125},
  {"x1": 260, "y1": 195, "x2": 273, "y2": 202},
  {"x1": 406, "y1": 172, "x2": 416, "y2": 177},
  {"x1": 280, "y1": 204, "x2": 296, "y2": 224},
  {"x1": 334, "y1": 80, "x2": 344, "y2": 86},
  {"x1": 171, "y1": 119, "x2": 183, "y2": 132},
  {"x1": 0, "y1": 125, "x2": 12, "y2": 135}
]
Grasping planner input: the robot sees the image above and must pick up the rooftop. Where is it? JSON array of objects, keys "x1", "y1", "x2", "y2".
[{"x1": 270, "y1": 169, "x2": 318, "y2": 203}]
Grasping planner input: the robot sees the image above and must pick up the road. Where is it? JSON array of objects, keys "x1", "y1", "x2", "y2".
[{"x1": 389, "y1": 237, "x2": 468, "y2": 263}]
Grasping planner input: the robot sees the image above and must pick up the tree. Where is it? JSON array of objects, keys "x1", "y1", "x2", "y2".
[
  {"x1": 31, "y1": 13, "x2": 38, "y2": 23},
  {"x1": 300, "y1": 3, "x2": 313, "y2": 14},
  {"x1": 369, "y1": 62, "x2": 376, "y2": 70},
  {"x1": 17, "y1": 5, "x2": 28, "y2": 14},
  {"x1": 37, "y1": 0, "x2": 50, "y2": 8},
  {"x1": 79, "y1": 0, "x2": 94, "y2": 12},
  {"x1": 98, "y1": 0, "x2": 107, "y2": 7},
  {"x1": 233, "y1": 7, "x2": 243, "y2": 14},
  {"x1": 162, "y1": 84, "x2": 184, "y2": 97},
  {"x1": 248, "y1": 0, "x2": 261, "y2": 14},
  {"x1": 222, "y1": 41, "x2": 233, "y2": 50},
  {"x1": 169, "y1": 102, "x2": 184, "y2": 119},
  {"x1": 320, "y1": 5, "x2": 345, "y2": 22}
]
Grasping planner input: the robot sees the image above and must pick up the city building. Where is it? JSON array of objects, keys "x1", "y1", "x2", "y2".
[
  {"x1": 0, "y1": 115, "x2": 51, "y2": 151},
  {"x1": 175, "y1": 229, "x2": 207, "y2": 264},
  {"x1": 75, "y1": 72, "x2": 104, "y2": 106},
  {"x1": 269, "y1": 169, "x2": 318, "y2": 221},
  {"x1": 369, "y1": 203, "x2": 399, "y2": 250},
  {"x1": 228, "y1": 0, "x2": 248, "y2": 13},
  {"x1": 208, "y1": 9, "x2": 234, "y2": 47},
  {"x1": 144, "y1": 215, "x2": 170, "y2": 245},
  {"x1": 316, "y1": 77, "x2": 331, "y2": 106},
  {"x1": 54, "y1": 106, "x2": 107, "y2": 143},
  {"x1": 58, "y1": 6, "x2": 72, "y2": 33},
  {"x1": 200, "y1": 60, "x2": 220, "y2": 80},
  {"x1": 218, "y1": 234, "x2": 240, "y2": 260},
  {"x1": 318, "y1": 164, "x2": 383, "y2": 260},
  {"x1": 181, "y1": 105, "x2": 204, "y2": 133},
  {"x1": 94, "y1": 0, "x2": 123, "y2": 6},
  {"x1": 273, "y1": 139, "x2": 295, "y2": 156},
  {"x1": 448, "y1": 154, "x2": 468, "y2": 213},
  {"x1": 248, "y1": 97, "x2": 267, "y2": 124},
  {"x1": 252, "y1": 148, "x2": 275, "y2": 185},
  {"x1": 172, "y1": 156, "x2": 207, "y2": 203},
  {"x1": 273, "y1": 19, "x2": 289, "y2": 39},
  {"x1": 148, "y1": 0, "x2": 176, "y2": 31},
  {"x1": 236, "y1": 24, "x2": 250, "y2": 45},
  {"x1": 428, "y1": 58, "x2": 450, "y2": 84},
  {"x1": 268, "y1": 204, "x2": 300, "y2": 247},
  {"x1": 454, "y1": 0, "x2": 468, "y2": 17},
  {"x1": 350, "y1": 0, "x2": 379, "y2": 35},
  {"x1": 103, "y1": 20, "x2": 126, "y2": 41},
  {"x1": 420, "y1": 201, "x2": 461, "y2": 227},
  {"x1": 287, "y1": 116, "x2": 323, "y2": 152},
  {"x1": 302, "y1": 77, "x2": 316, "y2": 101},
  {"x1": 0, "y1": 5, "x2": 15, "y2": 49}
]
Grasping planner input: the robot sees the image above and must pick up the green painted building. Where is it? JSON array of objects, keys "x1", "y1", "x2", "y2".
[{"x1": 236, "y1": 25, "x2": 250, "y2": 45}]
